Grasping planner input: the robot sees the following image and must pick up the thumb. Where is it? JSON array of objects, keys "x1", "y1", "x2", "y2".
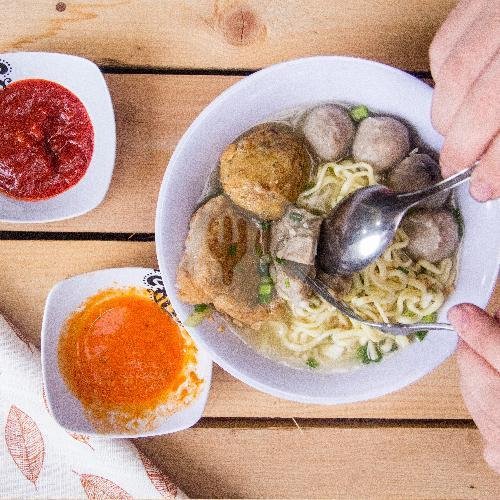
[{"x1": 448, "y1": 303, "x2": 500, "y2": 371}]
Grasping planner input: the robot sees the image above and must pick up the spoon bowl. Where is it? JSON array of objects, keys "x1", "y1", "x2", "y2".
[{"x1": 317, "y1": 166, "x2": 474, "y2": 276}]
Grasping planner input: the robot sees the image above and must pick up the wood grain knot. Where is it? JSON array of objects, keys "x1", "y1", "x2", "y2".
[
  {"x1": 216, "y1": 1, "x2": 266, "y2": 46},
  {"x1": 55, "y1": 2, "x2": 66, "y2": 12}
]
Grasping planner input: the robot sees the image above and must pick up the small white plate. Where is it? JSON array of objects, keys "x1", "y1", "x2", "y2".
[
  {"x1": 0, "y1": 52, "x2": 116, "y2": 223},
  {"x1": 41, "y1": 267, "x2": 212, "y2": 438}
]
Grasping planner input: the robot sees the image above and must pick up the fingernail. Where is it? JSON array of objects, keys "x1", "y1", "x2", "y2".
[
  {"x1": 447, "y1": 305, "x2": 464, "y2": 324},
  {"x1": 470, "y1": 180, "x2": 493, "y2": 202},
  {"x1": 448, "y1": 304, "x2": 476, "y2": 325}
]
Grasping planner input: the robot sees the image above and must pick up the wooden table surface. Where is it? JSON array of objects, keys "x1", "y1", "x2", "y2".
[{"x1": 1, "y1": 1, "x2": 499, "y2": 498}]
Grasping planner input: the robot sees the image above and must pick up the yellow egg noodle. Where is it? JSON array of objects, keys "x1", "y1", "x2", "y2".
[{"x1": 259, "y1": 160, "x2": 456, "y2": 369}]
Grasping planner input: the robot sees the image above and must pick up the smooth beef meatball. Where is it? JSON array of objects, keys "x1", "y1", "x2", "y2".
[
  {"x1": 352, "y1": 116, "x2": 410, "y2": 173},
  {"x1": 401, "y1": 208, "x2": 460, "y2": 262},
  {"x1": 220, "y1": 123, "x2": 311, "y2": 220},
  {"x1": 387, "y1": 153, "x2": 448, "y2": 208},
  {"x1": 302, "y1": 104, "x2": 355, "y2": 161}
]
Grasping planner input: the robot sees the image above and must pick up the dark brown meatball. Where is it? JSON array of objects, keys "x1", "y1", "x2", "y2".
[
  {"x1": 352, "y1": 116, "x2": 410, "y2": 173},
  {"x1": 387, "y1": 154, "x2": 448, "y2": 208},
  {"x1": 401, "y1": 208, "x2": 460, "y2": 262},
  {"x1": 302, "y1": 104, "x2": 355, "y2": 161}
]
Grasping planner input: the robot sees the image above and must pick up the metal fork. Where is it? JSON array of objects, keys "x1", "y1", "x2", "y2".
[{"x1": 283, "y1": 260, "x2": 454, "y2": 335}]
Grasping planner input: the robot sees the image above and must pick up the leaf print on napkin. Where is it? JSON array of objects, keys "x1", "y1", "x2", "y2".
[
  {"x1": 5, "y1": 317, "x2": 34, "y2": 352},
  {"x1": 41, "y1": 386, "x2": 50, "y2": 414},
  {"x1": 4, "y1": 405, "x2": 45, "y2": 488},
  {"x1": 69, "y1": 432, "x2": 94, "y2": 450},
  {"x1": 138, "y1": 449, "x2": 178, "y2": 498},
  {"x1": 76, "y1": 472, "x2": 132, "y2": 499}
]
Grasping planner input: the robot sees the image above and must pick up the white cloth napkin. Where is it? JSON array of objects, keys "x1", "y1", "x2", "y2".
[{"x1": 0, "y1": 314, "x2": 187, "y2": 499}]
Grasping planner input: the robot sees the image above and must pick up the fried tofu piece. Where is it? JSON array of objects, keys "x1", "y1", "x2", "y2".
[{"x1": 177, "y1": 195, "x2": 283, "y2": 327}]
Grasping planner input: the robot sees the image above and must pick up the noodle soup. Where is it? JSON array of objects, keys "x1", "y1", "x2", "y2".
[{"x1": 177, "y1": 101, "x2": 462, "y2": 373}]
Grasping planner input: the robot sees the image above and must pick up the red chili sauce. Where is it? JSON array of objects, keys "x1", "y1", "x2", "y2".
[{"x1": 0, "y1": 79, "x2": 94, "y2": 201}]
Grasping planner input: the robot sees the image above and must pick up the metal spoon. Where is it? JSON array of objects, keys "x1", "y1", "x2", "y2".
[
  {"x1": 317, "y1": 166, "x2": 474, "y2": 276},
  {"x1": 283, "y1": 260, "x2": 454, "y2": 335}
]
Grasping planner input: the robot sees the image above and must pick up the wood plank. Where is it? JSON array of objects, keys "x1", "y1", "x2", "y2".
[
  {"x1": 135, "y1": 425, "x2": 499, "y2": 498},
  {"x1": 2, "y1": 239, "x2": 499, "y2": 420},
  {"x1": 0, "y1": 1, "x2": 455, "y2": 72},
  {"x1": 0, "y1": 74, "x2": 240, "y2": 234}
]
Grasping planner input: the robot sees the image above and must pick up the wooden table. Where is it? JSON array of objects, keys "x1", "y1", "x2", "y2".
[{"x1": 2, "y1": 1, "x2": 499, "y2": 497}]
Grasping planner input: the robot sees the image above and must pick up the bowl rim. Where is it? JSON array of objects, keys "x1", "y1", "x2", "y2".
[{"x1": 155, "y1": 55, "x2": 500, "y2": 405}]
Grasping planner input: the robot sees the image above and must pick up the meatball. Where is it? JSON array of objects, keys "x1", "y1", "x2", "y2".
[
  {"x1": 401, "y1": 208, "x2": 460, "y2": 262},
  {"x1": 387, "y1": 154, "x2": 448, "y2": 208},
  {"x1": 302, "y1": 104, "x2": 355, "y2": 161},
  {"x1": 352, "y1": 116, "x2": 410, "y2": 173},
  {"x1": 220, "y1": 123, "x2": 311, "y2": 220}
]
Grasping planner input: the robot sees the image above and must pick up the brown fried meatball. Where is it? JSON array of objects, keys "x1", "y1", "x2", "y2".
[
  {"x1": 387, "y1": 153, "x2": 448, "y2": 208},
  {"x1": 302, "y1": 104, "x2": 355, "y2": 161},
  {"x1": 220, "y1": 123, "x2": 311, "y2": 220},
  {"x1": 352, "y1": 116, "x2": 410, "y2": 173},
  {"x1": 401, "y1": 208, "x2": 460, "y2": 262}
]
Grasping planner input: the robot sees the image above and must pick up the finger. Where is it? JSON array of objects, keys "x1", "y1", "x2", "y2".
[
  {"x1": 484, "y1": 443, "x2": 500, "y2": 475},
  {"x1": 457, "y1": 340, "x2": 500, "y2": 445},
  {"x1": 439, "y1": 55, "x2": 500, "y2": 176},
  {"x1": 429, "y1": 0, "x2": 485, "y2": 78},
  {"x1": 431, "y1": 11, "x2": 500, "y2": 134},
  {"x1": 469, "y1": 134, "x2": 500, "y2": 201},
  {"x1": 449, "y1": 304, "x2": 500, "y2": 370}
]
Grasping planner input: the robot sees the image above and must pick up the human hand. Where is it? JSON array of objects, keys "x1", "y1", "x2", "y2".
[
  {"x1": 448, "y1": 303, "x2": 500, "y2": 474},
  {"x1": 429, "y1": 0, "x2": 500, "y2": 201}
]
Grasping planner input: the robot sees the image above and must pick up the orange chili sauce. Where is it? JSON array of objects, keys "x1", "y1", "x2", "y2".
[{"x1": 58, "y1": 287, "x2": 200, "y2": 432}]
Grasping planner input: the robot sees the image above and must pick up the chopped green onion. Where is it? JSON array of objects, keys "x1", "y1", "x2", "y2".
[
  {"x1": 356, "y1": 341, "x2": 383, "y2": 363},
  {"x1": 306, "y1": 357, "x2": 319, "y2": 368},
  {"x1": 403, "y1": 305, "x2": 416, "y2": 318},
  {"x1": 258, "y1": 279, "x2": 273, "y2": 304},
  {"x1": 422, "y1": 312, "x2": 438, "y2": 323},
  {"x1": 415, "y1": 330, "x2": 428, "y2": 341},
  {"x1": 228, "y1": 243, "x2": 237, "y2": 256},
  {"x1": 194, "y1": 303, "x2": 209, "y2": 313},
  {"x1": 397, "y1": 266, "x2": 409, "y2": 275},
  {"x1": 356, "y1": 344, "x2": 371, "y2": 364},
  {"x1": 367, "y1": 340, "x2": 383, "y2": 362},
  {"x1": 255, "y1": 243, "x2": 263, "y2": 257},
  {"x1": 275, "y1": 257, "x2": 285, "y2": 264},
  {"x1": 451, "y1": 207, "x2": 464, "y2": 239},
  {"x1": 260, "y1": 221, "x2": 271, "y2": 231},
  {"x1": 304, "y1": 181, "x2": 316, "y2": 190},
  {"x1": 289, "y1": 211, "x2": 303, "y2": 222},
  {"x1": 350, "y1": 105, "x2": 370, "y2": 122},
  {"x1": 184, "y1": 305, "x2": 213, "y2": 327},
  {"x1": 284, "y1": 278, "x2": 291, "y2": 288}
]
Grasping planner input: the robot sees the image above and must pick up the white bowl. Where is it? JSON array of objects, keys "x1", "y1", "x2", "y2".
[
  {"x1": 0, "y1": 52, "x2": 116, "y2": 223},
  {"x1": 41, "y1": 267, "x2": 212, "y2": 438},
  {"x1": 155, "y1": 56, "x2": 500, "y2": 404}
]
